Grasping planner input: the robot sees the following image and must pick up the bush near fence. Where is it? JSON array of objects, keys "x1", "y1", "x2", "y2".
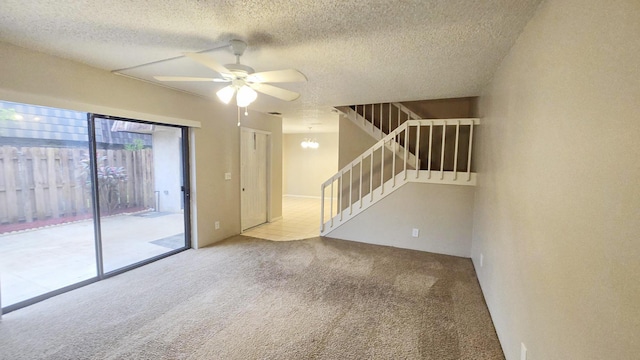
[{"x1": 0, "y1": 145, "x2": 155, "y2": 226}]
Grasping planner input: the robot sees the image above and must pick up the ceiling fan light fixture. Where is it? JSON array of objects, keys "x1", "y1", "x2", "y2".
[
  {"x1": 156, "y1": 40, "x2": 306, "y2": 106},
  {"x1": 216, "y1": 85, "x2": 235, "y2": 104},
  {"x1": 236, "y1": 85, "x2": 257, "y2": 107}
]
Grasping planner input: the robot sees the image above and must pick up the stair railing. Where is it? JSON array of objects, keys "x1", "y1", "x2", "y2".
[
  {"x1": 321, "y1": 118, "x2": 478, "y2": 233},
  {"x1": 351, "y1": 102, "x2": 420, "y2": 136}
]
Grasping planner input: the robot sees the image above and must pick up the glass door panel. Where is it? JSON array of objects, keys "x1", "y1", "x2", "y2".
[
  {"x1": 92, "y1": 117, "x2": 187, "y2": 273},
  {"x1": 0, "y1": 100, "x2": 97, "y2": 308}
]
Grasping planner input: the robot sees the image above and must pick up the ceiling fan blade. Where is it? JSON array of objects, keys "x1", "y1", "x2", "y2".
[
  {"x1": 153, "y1": 76, "x2": 230, "y2": 82},
  {"x1": 183, "y1": 53, "x2": 233, "y2": 77},
  {"x1": 249, "y1": 83, "x2": 301, "y2": 101},
  {"x1": 247, "y1": 69, "x2": 307, "y2": 83}
]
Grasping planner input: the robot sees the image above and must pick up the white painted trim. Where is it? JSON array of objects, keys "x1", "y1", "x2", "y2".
[
  {"x1": 0, "y1": 88, "x2": 202, "y2": 128},
  {"x1": 189, "y1": 129, "x2": 200, "y2": 249}
]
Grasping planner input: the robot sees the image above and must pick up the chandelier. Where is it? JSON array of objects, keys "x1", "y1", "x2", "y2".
[{"x1": 300, "y1": 138, "x2": 319, "y2": 149}]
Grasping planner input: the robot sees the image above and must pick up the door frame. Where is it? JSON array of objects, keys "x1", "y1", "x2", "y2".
[{"x1": 240, "y1": 127, "x2": 272, "y2": 232}]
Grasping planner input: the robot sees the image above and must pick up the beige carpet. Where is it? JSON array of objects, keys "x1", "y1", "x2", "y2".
[{"x1": 0, "y1": 236, "x2": 504, "y2": 359}]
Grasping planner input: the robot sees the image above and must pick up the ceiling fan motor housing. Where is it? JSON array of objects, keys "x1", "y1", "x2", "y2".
[
  {"x1": 225, "y1": 63, "x2": 255, "y2": 77},
  {"x1": 229, "y1": 39, "x2": 247, "y2": 56}
]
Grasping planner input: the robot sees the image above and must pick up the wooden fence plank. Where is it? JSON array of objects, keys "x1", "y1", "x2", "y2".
[
  {"x1": 106, "y1": 149, "x2": 114, "y2": 168},
  {"x1": 145, "y1": 148, "x2": 154, "y2": 208},
  {"x1": 59, "y1": 149, "x2": 72, "y2": 216},
  {"x1": 72, "y1": 148, "x2": 86, "y2": 215},
  {"x1": 114, "y1": 149, "x2": 126, "y2": 208},
  {"x1": 46, "y1": 147, "x2": 60, "y2": 218},
  {"x1": 133, "y1": 150, "x2": 141, "y2": 206},
  {"x1": 0, "y1": 148, "x2": 8, "y2": 223},
  {"x1": 32, "y1": 147, "x2": 47, "y2": 219},
  {"x1": 3, "y1": 146, "x2": 18, "y2": 222},
  {"x1": 18, "y1": 148, "x2": 33, "y2": 222},
  {"x1": 125, "y1": 150, "x2": 134, "y2": 208}
]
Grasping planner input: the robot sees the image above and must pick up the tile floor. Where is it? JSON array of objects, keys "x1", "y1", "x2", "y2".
[{"x1": 242, "y1": 196, "x2": 328, "y2": 241}]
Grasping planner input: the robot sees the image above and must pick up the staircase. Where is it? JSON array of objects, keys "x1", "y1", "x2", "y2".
[
  {"x1": 335, "y1": 103, "x2": 421, "y2": 167},
  {"x1": 321, "y1": 102, "x2": 479, "y2": 235}
]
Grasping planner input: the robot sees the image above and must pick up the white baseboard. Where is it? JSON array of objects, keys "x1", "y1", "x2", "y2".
[{"x1": 269, "y1": 216, "x2": 283, "y2": 222}]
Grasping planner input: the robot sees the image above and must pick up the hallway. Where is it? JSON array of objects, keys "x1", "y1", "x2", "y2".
[{"x1": 242, "y1": 196, "x2": 329, "y2": 241}]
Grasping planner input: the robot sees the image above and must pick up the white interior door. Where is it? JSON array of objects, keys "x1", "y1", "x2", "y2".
[{"x1": 241, "y1": 129, "x2": 268, "y2": 230}]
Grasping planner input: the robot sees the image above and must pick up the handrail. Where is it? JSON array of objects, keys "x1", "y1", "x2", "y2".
[
  {"x1": 350, "y1": 102, "x2": 421, "y2": 137},
  {"x1": 321, "y1": 121, "x2": 410, "y2": 188},
  {"x1": 391, "y1": 102, "x2": 421, "y2": 121}
]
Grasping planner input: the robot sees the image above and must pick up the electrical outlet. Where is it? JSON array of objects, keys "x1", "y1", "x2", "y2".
[
  {"x1": 214, "y1": 221, "x2": 220, "y2": 230},
  {"x1": 411, "y1": 228, "x2": 419, "y2": 237},
  {"x1": 521, "y1": 343, "x2": 527, "y2": 360},
  {"x1": 480, "y1": 254, "x2": 484, "y2": 267},
  {"x1": 224, "y1": 172, "x2": 231, "y2": 180}
]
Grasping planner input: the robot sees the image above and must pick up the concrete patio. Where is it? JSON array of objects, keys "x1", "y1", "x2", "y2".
[{"x1": 0, "y1": 211, "x2": 185, "y2": 307}]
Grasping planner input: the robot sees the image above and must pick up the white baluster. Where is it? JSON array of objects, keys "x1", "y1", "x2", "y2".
[
  {"x1": 370, "y1": 152, "x2": 374, "y2": 201},
  {"x1": 320, "y1": 183, "x2": 325, "y2": 232},
  {"x1": 392, "y1": 131, "x2": 396, "y2": 187},
  {"x1": 404, "y1": 127, "x2": 408, "y2": 180},
  {"x1": 388, "y1": 103, "x2": 392, "y2": 134},
  {"x1": 359, "y1": 155, "x2": 363, "y2": 208},
  {"x1": 339, "y1": 173, "x2": 343, "y2": 221},
  {"x1": 330, "y1": 178, "x2": 334, "y2": 227},
  {"x1": 467, "y1": 123, "x2": 474, "y2": 181},
  {"x1": 380, "y1": 103, "x2": 383, "y2": 133},
  {"x1": 371, "y1": 104, "x2": 375, "y2": 131},
  {"x1": 349, "y1": 165, "x2": 353, "y2": 215},
  {"x1": 428, "y1": 123, "x2": 433, "y2": 179},
  {"x1": 381, "y1": 141, "x2": 385, "y2": 195},
  {"x1": 453, "y1": 120, "x2": 460, "y2": 181},
  {"x1": 440, "y1": 122, "x2": 446, "y2": 180}
]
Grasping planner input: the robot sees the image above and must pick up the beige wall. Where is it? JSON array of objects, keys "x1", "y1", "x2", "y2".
[
  {"x1": 338, "y1": 114, "x2": 377, "y2": 169},
  {"x1": 472, "y1": 0, "x2": 640, "y2": 359},
  {"x1": 328, "y1": 182, "x2": 475, "y2": 258},
  {"x1": 283, "y1": 132, "x2": 338, "y2": 197},
  {"x1": 0, "y1": 41, "x2": 282, "y2": 249},
  {"x1": 402, "y1": 97, "x2": 478, "y2": 119}
]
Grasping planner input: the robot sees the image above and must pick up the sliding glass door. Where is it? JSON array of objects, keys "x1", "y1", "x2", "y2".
[
  {"x1": 0, "y1": 102, "x2": 190, "y2": 313},
  {"x1": 0, "y1": 101, "x2": 98, "y2": 308},
  {"x1": 91, "y1": 116, "x2": 189, "y2": 273}
]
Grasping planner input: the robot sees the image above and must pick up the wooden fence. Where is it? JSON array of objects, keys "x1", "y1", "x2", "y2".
[{"x1": 0, "y1": 146, "x2": 155, "y2": 225}]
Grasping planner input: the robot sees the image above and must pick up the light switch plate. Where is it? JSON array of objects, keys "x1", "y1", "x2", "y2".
[{"x1": 224, "y1": 172, "x2": 231, "y2": 180}]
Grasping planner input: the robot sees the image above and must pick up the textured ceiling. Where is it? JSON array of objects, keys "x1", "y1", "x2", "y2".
[{"x1": 0, "y1": 0, "x2": 542, "y2": 133}]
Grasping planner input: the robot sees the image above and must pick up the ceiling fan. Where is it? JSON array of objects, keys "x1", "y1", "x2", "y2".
[{"x1": 153, "y1": 39, "x2": 307, "y2": 107}]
